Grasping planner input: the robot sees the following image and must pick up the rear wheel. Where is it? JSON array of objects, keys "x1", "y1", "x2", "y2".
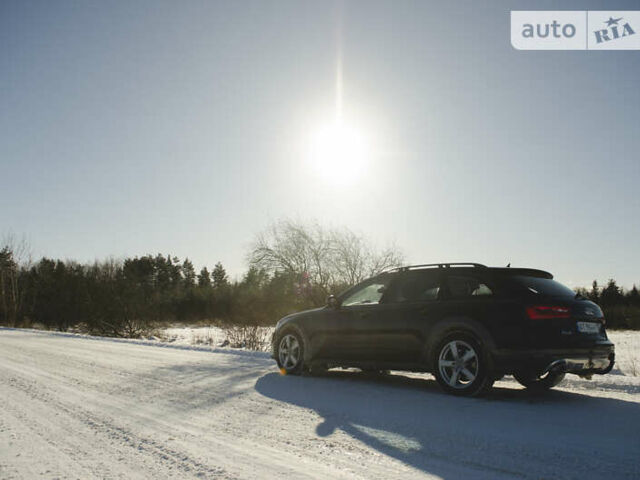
[
  {"x1": 433, "y1": 333, "x2": 494, "y2": 397},
  {"x1": 276, "y1": 330, "x2": 305, "y2": 375},
  {"x1": 514, "y1": 370, "x2": 565, "y2": 392}
]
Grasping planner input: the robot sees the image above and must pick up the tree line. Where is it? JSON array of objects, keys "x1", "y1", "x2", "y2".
[
  {"x1": 1, "y1": 221, "x2": 639, "y2": 335},
  {"x1": 0, "y1": 249, "x2": 302, "y2": 337},
  {"x1": 0, "y1": 221, "x2": 404, "y2": 337},
  {"x1": 575, "y1": 280, "x2": 640, "y2": 329}
]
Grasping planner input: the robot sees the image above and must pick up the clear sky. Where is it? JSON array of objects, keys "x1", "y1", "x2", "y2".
[{"x1": 1, "y1": 0, "x2": 639, "y2": 287}]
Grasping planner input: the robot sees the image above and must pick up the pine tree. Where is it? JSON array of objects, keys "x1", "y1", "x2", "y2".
[
  {"x1": 242, "y1": 266, "x2": 269, "y2": 289},
  {"x1": 0, "y1": 247, "x2": 17, "y2": 326},
  {"x1": 628, "y1": 284, "x2": 640, "y2": 306},
  {"x1": 154, "y1": 254, "x2": 172, "y2": 290},
  {"x1": 182, "y1": 259, "x2": 196, "y2": 288},
  {"x1": 169, "y1": 255, "x2": 182, "y2": 286},
  {"x1": 589, "y1": 280, "x2": 599, "y2": 302},
  {"x1": 212, "y1": 262, "x2": 229, "y2": 289},
  {"x1": 197, "y1": 267, "x2": 211, "y2": 288},
  {"x1": 601, "y1": 279, "x2": 623, "y2": 306}
]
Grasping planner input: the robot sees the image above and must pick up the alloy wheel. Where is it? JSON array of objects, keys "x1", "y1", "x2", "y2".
[
  {"x1": 278, "y1": 334, "x2": 301, "y2": 370},
  {"x1": 438, "y1": 340, "x2": 479, "y2": 389}
]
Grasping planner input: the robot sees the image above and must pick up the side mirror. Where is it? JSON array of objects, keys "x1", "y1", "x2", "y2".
[{"x1": 326, "y1": 295, "x2": 340, "y2": 309}]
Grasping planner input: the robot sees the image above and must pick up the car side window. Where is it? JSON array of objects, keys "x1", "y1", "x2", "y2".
[
  {"x1": 341, "y1": 277, "x2": 390, "y2": 307},
  {"x1": 385, "y1": 271, "x2": 441, "y2": 303},
  {"x1": 446, "y1": 275, "x2": 493, "y2": 298}
]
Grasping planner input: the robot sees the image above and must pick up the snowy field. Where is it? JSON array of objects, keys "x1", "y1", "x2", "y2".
[{"x1": 0, "y1": 328, "x2": 639, "y2": 479}]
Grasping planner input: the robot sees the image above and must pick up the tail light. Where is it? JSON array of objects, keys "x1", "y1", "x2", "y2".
[{"x1": 526, "y1": 305, "x2": 571, "y2": 320}]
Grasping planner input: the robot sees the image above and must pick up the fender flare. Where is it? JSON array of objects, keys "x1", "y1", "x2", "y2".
[{"x1": 423, "y1": 317, "x2": 497, "y2": 370}]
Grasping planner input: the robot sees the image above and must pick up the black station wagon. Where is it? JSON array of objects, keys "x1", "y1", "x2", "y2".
[{"x1": 271, "y1": 263, "x2": 615, "y2": 396}]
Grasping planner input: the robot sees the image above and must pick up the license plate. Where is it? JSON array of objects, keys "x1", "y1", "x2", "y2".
[{"x1": 577, "y1": 321, "x2": 600, "y2": 334}]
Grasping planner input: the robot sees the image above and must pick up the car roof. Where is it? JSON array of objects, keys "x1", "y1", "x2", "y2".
[{"x1": 386, "y1": 264, "x2": 553, "y2": 279}]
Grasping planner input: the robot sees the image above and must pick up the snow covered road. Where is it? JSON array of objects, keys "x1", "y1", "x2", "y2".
[{"x1": 1, "y1": 329, "x2": 639, "y2": 479}]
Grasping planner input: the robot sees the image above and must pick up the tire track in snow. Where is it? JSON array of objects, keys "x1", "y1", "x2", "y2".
[{"x1": 0, "y1": 366, "x2": 234, "y2": 479}]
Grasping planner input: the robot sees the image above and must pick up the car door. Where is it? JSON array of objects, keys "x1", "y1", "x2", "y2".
[
  {"x1": 314, "y1": 270, "x2": 444, "y2": 365},
  {"x1": 370, "y1": 270, "x2": 445, "y2": 363},
  {"x1": 438, "y1": 271, "x2": 505, "y2": 340},
  {"x1": 312, "y1": 274, "x2": 393, "y2": 361}
]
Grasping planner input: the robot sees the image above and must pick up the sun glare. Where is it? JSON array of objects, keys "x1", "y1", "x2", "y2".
[
  {"x1": 308, "y1": 120, "x2": 369, "y2": 185},
  {"x1": 305, "y1": 20, "x2": 372, "y2": 187}
]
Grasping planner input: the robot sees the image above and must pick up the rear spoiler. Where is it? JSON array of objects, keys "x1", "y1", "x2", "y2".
[{"x1": 490, "y1": 268, "x2": 553, "y2": 279}]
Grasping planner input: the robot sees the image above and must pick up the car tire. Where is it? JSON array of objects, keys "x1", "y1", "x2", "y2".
[
  {"x1": 513, "y1": 371, "x2": 565, "y2": 392},
  {"x1": 275, "y1": 329, "x2": 305, "y2": 375},
  {"x1": 432, "y1": 332, "x2": 494, "y2": 397}
]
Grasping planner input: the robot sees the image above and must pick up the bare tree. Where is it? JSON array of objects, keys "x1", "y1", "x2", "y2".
[
  {"x1": 249, "y1": 220, "x2": 333, "y2": 288},
  {"x1": 248, "y1": 220, "x2": 404, "y2": 294},
  {"x1": 0, "y1": 234, "x2": 32, "y2": 326},
  {"x1": 0, "y1": 247, "x2": 13, "y2": 325},
  {"x1": 331, "y1": 228, "x2": 403, "y2": 286}
]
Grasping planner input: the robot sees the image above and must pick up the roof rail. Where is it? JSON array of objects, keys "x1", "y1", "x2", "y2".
[{"x1": 386, "y1": 262, "x2": 487, "y2": 273}]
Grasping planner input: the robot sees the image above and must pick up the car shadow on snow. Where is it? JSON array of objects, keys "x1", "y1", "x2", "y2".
[
  {"x1": 255, "y1": 370, "x2": 640, "y2": 479},
  {"x1": 131, "y1": 358, "x2": 273, "y2": 415}
]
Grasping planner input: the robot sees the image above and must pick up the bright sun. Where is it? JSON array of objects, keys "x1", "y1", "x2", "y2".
[{"x1": 308, "y1": 120, "x2": 369, "y2": 185}]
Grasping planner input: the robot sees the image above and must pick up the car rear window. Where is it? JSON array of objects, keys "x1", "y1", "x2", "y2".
[{"x1": 510, "y1": 276, "x2": 575, "y2": 297}]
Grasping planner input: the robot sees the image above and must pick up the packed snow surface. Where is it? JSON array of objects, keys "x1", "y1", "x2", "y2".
[{"x1": 1, "y1": 328, "x2": 638, "y2": 479}]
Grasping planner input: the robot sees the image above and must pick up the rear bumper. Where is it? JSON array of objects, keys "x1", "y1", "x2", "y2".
[
  {"x1": 492, "y1": 342, "x2": 615, "y2": 376},
  {"x1": 543, "y1": 355, "x2": 615, "y2": 375}
]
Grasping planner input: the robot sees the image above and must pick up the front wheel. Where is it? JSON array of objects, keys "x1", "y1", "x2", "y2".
[
  {"x1": 276, "y1": 330, "x2": 305, "y2": 375},
  {"x1": 513, "y1": 371, "x2": 565, "y2": 392},
  {"x1": 433, "y1": 333, "x2": 494, "y2": 397}
]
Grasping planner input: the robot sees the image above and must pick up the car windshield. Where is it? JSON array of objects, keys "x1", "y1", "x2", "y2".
[{"x1": 511, "y1": 275, "x2": 576, "y2": 297}]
